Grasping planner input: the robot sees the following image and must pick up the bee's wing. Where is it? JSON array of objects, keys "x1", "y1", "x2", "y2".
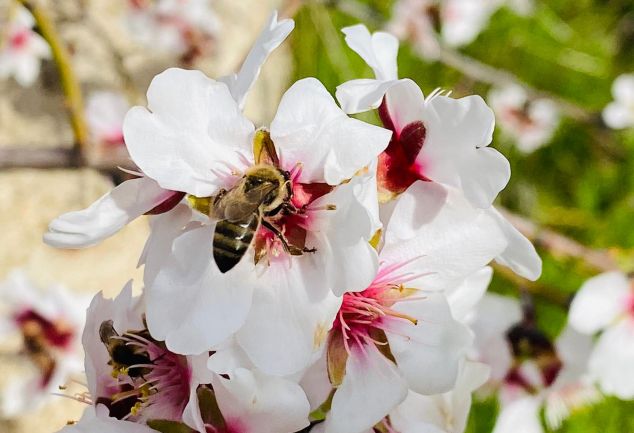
[{"x1": 223, "y1": 182, "x2": 278, "y2": 221}]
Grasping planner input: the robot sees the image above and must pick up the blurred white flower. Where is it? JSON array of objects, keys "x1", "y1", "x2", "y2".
[
  {"x1": 0, "y1": 271, "x2": 87, "y2": 417},
  {"x1": 0, "y1": 5, "x2": 51, "y2": 87},
  {"x1": 568, "y1": 271, "x2": 634, "y2": 399},
  {"x1": 388, "y1": 0, "x2": 534, "y2": 60},
  {"x1": 471, "y1": 294, "x2": 601, "y2": 433},
  {"x1": 489, "y1": 84, "x2": 560, "y2": 153},
  {"x1": 602, "y1": 74, "x2": 634, "y2": 130},
  {"x1": 125, "y1": 0, "x2": 219, "y2": 62},
  {"x1": 85, "y1": 91, "x2": 130, "y2": 147}
]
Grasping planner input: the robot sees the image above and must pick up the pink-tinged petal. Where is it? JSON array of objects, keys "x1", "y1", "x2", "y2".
[
  {"x1": 446, "y1": 266, "x2": 493, "y2": 322},
  {"x1": 488, "y1": 208, "x2": 542, "y2": 281},
  {"x1": 145, "y1": 224, "x2": 256, "y2": 355},
  {"x1": 588, "y1": 318, "x2": 634, "y2": 399},
  {"x1": 335, "y1": 78, "x2": 399, "y2": 114},
  {"x1": 341, "y1": 24, "x2": 399, "y2": 81},
  {"x1": 324, "y1": 344, "x2": 407, "y2": 433},
  {"x1": 381, "y1": 182, "x2": 507, "y2": 291},
  {"x1": 492, "y1": 396, "x2": 544, "y2": 433},
  {"x1": 420, "y1": 95, "x2": 510, "y2": 208},
  {"x1": 386, "y1": 293, "x2": 473, "y2": 394},
  {"x1": 58, "y1": 405, "x2": 158, "y2": 433},
  {"x1": 44, "y1": 177, "x2": 171, "y2": 249},
  {"x1": 270, "y1": 77, "x2": 391, "y2": 185},
  {"x1": 221, "y1": 11, "x2": 294, "y2": 109},
  {"x1": 212, "y1": 368, "x2": 310, "y2": 433},
  {"x1": 382, "y1": 79, "x2": 426, "y2": 133},
  {"x1": 124, "y1": 68, "x2": 255, "y2": 197},
  {"x1": 470, "y1": 293, "x2": 522, "y2": 384},
  {"x1": 236, "y1": 263, "x2": 342, "y2": 375},
  {"x1": 568, "y1": 271, "x2": 630, "y2": 335}
]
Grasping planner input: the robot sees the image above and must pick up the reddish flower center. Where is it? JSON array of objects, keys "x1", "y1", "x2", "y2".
[
  {"x1": 15, "y1": 309, "x2": 74, "y2": 350},
  {"x1": 377, "y1": 98, "x2": 429, "y2": 195},
  {"x1": 9, "y1": 29, "x2": 30, "y2": 50}
]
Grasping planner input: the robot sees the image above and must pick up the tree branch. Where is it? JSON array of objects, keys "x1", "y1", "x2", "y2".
[{"x1": 17, "y1": 0, "x2": 89, "y2": 165}]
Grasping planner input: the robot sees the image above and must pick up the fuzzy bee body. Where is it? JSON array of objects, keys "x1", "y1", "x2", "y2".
[
  {"x1": 99, "y1": 320, "x2": 151, "y2": 377},
  {"x1": 211, "y1": 164, "x2": 291, "y2": 273}
]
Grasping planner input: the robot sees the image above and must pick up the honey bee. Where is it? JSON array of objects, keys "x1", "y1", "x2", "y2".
[
  {"x1": 210, "y1": 129, "x2": 313, "y2": 273},
  {"x1": 99, "y1": 320, "x2": 151, "y2": 378}
]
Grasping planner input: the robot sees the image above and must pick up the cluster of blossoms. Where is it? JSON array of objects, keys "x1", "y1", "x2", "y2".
[
  {"x1": 0, "y1": 272, "x2": 87, "y2": 417},
  {"x1": 44, "y1": 13, "x2": 546, "y2": 433},
  {"x1": 0, "y1": 5, "x2": 50, "y2": 87},
  {"x1": 602, "y1": 74, "x2": 634, "y2": 130},
  {"x1": 125, "y1": 0, "x2": 219, "y2": 64},
  {"x1": 388, "y1": 0, "x2": 533, "y2": 60}
]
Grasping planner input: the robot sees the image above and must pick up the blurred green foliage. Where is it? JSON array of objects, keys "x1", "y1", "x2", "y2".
[{"x1": 290, "y1": 0, "x2": 634, "y2": 431}]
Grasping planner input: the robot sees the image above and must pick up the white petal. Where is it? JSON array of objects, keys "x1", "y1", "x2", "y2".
[
  {"x1": 381, "y1": 182, "x2": 507, "y2": 291},
  {"x1": 492, "y1": 396, "x2": 544, "y2": 433},
  {"x1": 602, "y1": 102, "x2": 634, "y2": 129},
  {"x1": 207, "y1": 338, "x2": 254, "y2": 374},
  {"x1": 324, "y1": 344, "x2": 407, "y2": 433},
  {"x1": 299, "y1": 354, "x2": 332, "y2": 411},
  {"x1": 44, "y1": 177, "x2": 173, "y2": 248},
  {"x1": 341, "y1": 24, "x2": 399, "y2": 81},
  {"x1": 420, "y1": 95, "x2": 510, "y2": 208},
  {"x1": 145, "y1": 224, "x2": 256, "y2": 355},
  {"x1": 58, "y1": 405, "x2": 157, "y2": 433},
  {"x1": 305, "y1": 177, "x2": 380, "y2": 296},
  {"x1": 212, "y1": 368, "x2": 310, "y2": 433},
  {"x1": 14, "y1": 53, "x2": 39, "y2": 87},
  {"x1": 124, "y1": 68, "x2": 255, "y2": 196},
  {"x1": 221, "y1": 11, "x2": 294, "y2": 109},
  {"x1": 270, "y1": 77, "x2": 391, "y2": 185},
  {"x1": 236, "y1": 263, "x2": 342, "y2": 375},
  {"x1": 612, "y1": 73, "x2": 634, "y2": 104},
  {"x1": 588, "y1": 318, "x2": 634, "y2": 399},
  {"x1": 386, "y1": 293, "x2": 473, "y2": 394},
  {"x1": 488, "y1": 207, "x2": 542, "y2": 281},
  {"x1": 568, "y1": 271, "x2": 630, "y2": 334},
  {"x1": 335, "y1": 78, "x2": 398, "y2": 114},
  {"x1": 383, "y1": 79, "x2": 426, "y2": 131},
  {"x1": 446, "y1": 266, "x2": 493, "y2": 322}
]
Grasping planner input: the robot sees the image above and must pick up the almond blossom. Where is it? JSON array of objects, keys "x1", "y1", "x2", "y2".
[
  {"x1": 602, "y1": 74, "x2": 634, "y2": 130},
  {"x1": 125, "y1": 0, "x2": 219, "y2": 63},
  {"x1": 65, "y1": 284, "x2": 312, "y2": 433},
  {"x1": 488, "y1": 84, "x2": 560, "y2": 153},
  {"x1": 0, "y1": 5, "x2": 51, "y2": 87},
  {"x1": 44, "y1": 11, "x2": 295, "y2": 249},
  {"x1": 568, "y1": 271, "x2": 634, "y2": 399},
  {"x1": 336, "y1": 24, "x2": 541, "y2": 281},
  {"x1": 0, "y1": 271, "x2": 87, "y2": 417},
  {"x1": 471, "y1": 293, "x2": 601, "y2": 433},
  {"x1": 299, "y1": 181, "x2": 509, "y2": 433}
]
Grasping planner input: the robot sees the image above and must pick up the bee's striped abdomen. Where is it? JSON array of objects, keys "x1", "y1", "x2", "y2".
[{"x1": 213, "y1": 213, "x2": 259, "y2": 273}]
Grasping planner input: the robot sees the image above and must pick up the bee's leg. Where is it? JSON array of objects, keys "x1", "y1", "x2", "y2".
[{"x1": 261, "y1": 220, "x2": 303, "y2": 255}]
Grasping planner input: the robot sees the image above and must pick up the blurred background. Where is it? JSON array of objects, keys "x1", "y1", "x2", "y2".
[{"x1": 0, "y1": 0, "x2": 633, "y2": 432}]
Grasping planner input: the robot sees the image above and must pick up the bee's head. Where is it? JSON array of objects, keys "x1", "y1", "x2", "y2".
[{"x1": 243, "y1": 165, "x2": 288, "y2": 206}]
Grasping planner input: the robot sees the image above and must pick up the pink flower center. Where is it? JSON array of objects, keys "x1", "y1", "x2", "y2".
[
  {"x1": 14, "y1": 309, "x2": 75, "y2": 350},
  {"x1": 9, "y1": 29, "x2": 30, "y2": 50},
  {"x1": 333, "y1": 260, "x2": 423, "y2": 353}
]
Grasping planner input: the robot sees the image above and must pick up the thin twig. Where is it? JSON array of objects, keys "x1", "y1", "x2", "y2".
[
  {"x1": 436, "y1": 45, "x2": 594, "y2": 122},
  {"x1": 17, "y1": 0, "x2": 89, "y2": 165},
  {"x1": 499, "y1": 208, "x2": 619, "y2": 272},
  {"x1": 0, "y1": 147, "x2": 133, "y2": 170}
]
